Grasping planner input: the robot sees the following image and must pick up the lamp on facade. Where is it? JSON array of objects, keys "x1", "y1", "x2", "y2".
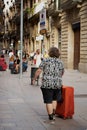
[
  {"x1": 77, "y1": 3, "x2": 82, "y2": 8},
  {"x1": 58, "y1": 10, "x2": 62, "y2": 17},
  {"x1": 44, "y1": 2, "x2": 48, "y2": 9},
  {"x1": 73, "y1": 0, "x2": 82, "y2": 8},
  {"x1": 59, "y1": 12, "x2": 62, "y2": 17}
]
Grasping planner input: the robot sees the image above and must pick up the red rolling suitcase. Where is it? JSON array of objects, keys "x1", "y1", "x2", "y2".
[{"x1": 55, "y1": 86, "x2": 74, "y2": 119}]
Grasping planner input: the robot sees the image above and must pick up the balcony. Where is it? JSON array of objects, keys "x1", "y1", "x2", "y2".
[
  {"x1": 27, "y1": 1, "x2": 47, "y2": 19},
  {"x1": 0, "y1": 0, "x2": 5, "y2": 40},
  {"x1": 27, "y1": 2, "x2": 46, "y2": 24},
  {"x1": 0, "y1": 0, "x2": 4, "y2": 9},
  {"x1": 61, "y1": 0, "x2": 82, "y2": 10},
  {"x1": 0, "y1": 25, "x2": 4, "y2": 38},
  {"x1": 24, "y1": 30, "x2": 29, "y2": 37},
  {"x1": 0, "y1": 1, "x2": 5, "y2": 14},
  {"x1": 23, "y1": 10, "x2": 28, "y2": 21},
  {"x1": 15, "y1": 0, "x2": 21, "y2": 13},
  {"x1": 0, "y1": 8, "x2": 3, "y2": 14},
  {"x1": 10, "y1": 30, "x2": 17, "y2": 39},
  {"x1": 15, "y1": 0, "x2": 21, "y2": 5},
  {"x1": 11, "y1": 13, "x2": 20, "y2": 25},
  {"x1": 47, "y1": 0, "x2": 62, "y2": 16},
  {"x1": 15, "y1": 15, "x2": 20, "y2": 25}
]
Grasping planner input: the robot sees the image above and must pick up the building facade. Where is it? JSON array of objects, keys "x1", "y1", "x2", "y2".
[
  {"x1": 3, "y1": 0, "x2": 87, "y2": 73},
  {"x1": 0, "y1": 0, "x2": 5, "y2": 49},
  {"x1": 60, "y1": 0, "x2": 87, "y2": 73}
]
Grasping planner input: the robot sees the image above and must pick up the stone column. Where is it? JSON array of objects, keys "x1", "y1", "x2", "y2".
[{"x1": 79, "y1": 1, "x2": 87, "y2": 73}]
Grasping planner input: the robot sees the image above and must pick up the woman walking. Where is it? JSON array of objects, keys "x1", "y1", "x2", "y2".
[{"x1": 32, "y1": 47, "x2": 64, "y2": 124}]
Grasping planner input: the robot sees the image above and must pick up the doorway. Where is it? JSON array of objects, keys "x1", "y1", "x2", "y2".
[{"x1": 72, "y1": 22, "x2": 80, "y2": 69}]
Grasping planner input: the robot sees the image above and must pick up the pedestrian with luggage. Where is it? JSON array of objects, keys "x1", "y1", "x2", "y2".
[
  {"x1": 32, "y1": 47, "x2": 64, "y2": 124},
  {"x1": 31, "y1": 49, "x2": 43, "y2": 85}
]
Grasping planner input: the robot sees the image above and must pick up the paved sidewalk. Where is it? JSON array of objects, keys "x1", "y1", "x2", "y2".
[{"x1": 0, "y1": 64, "x2": 87, "y2": 130}]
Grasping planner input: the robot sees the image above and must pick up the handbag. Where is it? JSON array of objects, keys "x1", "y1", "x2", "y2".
[{"x1": 57, "y1": 87, "x2": 63, "y2": 103}]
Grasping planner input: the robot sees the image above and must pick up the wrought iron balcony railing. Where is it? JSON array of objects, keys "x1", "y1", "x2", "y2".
[
  {"x1": 47, "y1": 0, "x2": 62, "y2": 16},
  {"x1": 61, "y1": 0, "x2": 82, "y2": 10}
]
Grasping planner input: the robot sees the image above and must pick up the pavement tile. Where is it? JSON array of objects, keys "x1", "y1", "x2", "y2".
[{"x1": 0, "y1": 58, "x2": 87, "y2": 130}]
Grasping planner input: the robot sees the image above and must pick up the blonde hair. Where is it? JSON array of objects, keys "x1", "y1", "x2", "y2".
[{"x1": 9, "y1": 55, "x2": 14, "y2": 61}]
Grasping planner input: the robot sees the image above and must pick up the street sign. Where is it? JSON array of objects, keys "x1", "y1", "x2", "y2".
[
  {"x1": 40, "y1": 29, "x2": 47, "y2": 35},
  {"x1": 40, "y1": 8, "x2": 46, "y2": 34},
  {"x1": 36, "y1": 35, "x2": 43, "y2": 41}
]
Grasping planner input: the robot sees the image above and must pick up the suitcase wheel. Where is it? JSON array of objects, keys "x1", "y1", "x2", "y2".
[
  {"x1": 56, "y1": 114, "x2": 73, "y2": 120},
  {"x1": 56, "y1": 115, "x2": 67, "y2": 120},
  {"x1": 64, "y1": 116, "x2": 73, "y2": 119},
  {"x1": 63, "y1": 116, "x2": 73, "y2": 120},
  {"x1": 68, "y1": 116, "x2": 73, "y2": 119},
  {"x1": 63, "y1": 117, "x2": 67, "y2": 120}
]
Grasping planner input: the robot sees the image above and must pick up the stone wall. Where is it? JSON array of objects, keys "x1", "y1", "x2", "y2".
[
  {"x1": 61, "y1": 12, "x2": 68, "y2": 68},
  {"x1": 79, "y1": 1, "x2": 87, "y2": 73}
]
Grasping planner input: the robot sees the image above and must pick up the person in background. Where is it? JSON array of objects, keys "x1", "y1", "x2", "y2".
[
  {"x1": 0, "y1": 54, "x2": 7, "y2": 71},
  {"x1": 43, "y1": 50, "x2": 49, "y2": 59},
  {"x1": 22, "y1": 56, "x2": 28, "y2": 72},
  {"x1": 32, "y1": 47, "x2": 64, "y2": 124},
  {"x1": 2, "y1": 49, "x2": 5, "y2": 55},
  {"x1": 30, "y1": 51, "x2": 35, "y2": 65},
  {"x1": 9, "y1": 50, "x2": 14, "y2": 58},
  {"x1": 14, "y1": 55, "x2": 20, "y2": 73},
  {"x1": 34, "y1": 49, "x2": 43, "y2": 67},
  {"x1": 9, "y1": 55, "x2": 15, "y2": 69}
]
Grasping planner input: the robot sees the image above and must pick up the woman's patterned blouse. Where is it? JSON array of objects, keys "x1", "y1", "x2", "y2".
[{"x1": 39, "y1": 57, "x2": 64, "y2": 89}]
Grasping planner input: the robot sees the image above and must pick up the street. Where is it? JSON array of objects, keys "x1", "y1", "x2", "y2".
[{"x1": 0, "y1": 62, "x2": 87, "y2": 130}]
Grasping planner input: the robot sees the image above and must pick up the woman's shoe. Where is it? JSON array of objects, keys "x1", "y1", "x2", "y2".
[{"x1": 43, "y1": 119, "x2": 55, "y2": 125}]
